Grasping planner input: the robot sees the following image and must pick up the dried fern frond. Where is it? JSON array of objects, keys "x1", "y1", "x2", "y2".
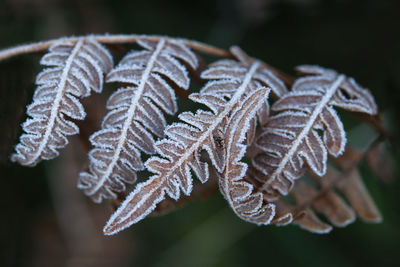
[
  {"x1": 102, "y1": 47, "x2": 278, "y2": 234},
  {"x1": 11, "y1": 38, "x2": 113, "y2": 166},
  {"x1": 4, "y1": 34, "x2": 229, "y2": 168},
  {"x1": 0, "y1": 34, "x2": 387, "y2": 236},
  {"x1": 103, "y1": 88, "x2": 269, "y2": 235},
  {"x1": 252, "y1": 65, "x2": 378, "y2": 196},
  {"x1": 78, "y1": 38, "x2": 198, "y2": 203}
]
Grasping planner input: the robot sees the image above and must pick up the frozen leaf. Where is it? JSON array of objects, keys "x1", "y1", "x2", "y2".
[
  {"x1": 253, "y1": 65, "x2": 378, "y2": 196},
  {"x1": 12, "y1": 39, "x2": 113, "y2": 166},
  {"x1": 78, "y1": 38, "x2": 198, "y2": 203},
  {"x1": 218, "y1": 88, "x2": 275, "y2": 225}
]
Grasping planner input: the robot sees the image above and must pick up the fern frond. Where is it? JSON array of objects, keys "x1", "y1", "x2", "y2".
[
  {"x1": 252, "y1": 65, "x2": 378, "y2": 195},
  {"x1": 78, "y1": 38, "x2": 198, "y2": 203},
  {"x1": 103, "y1": 88, "x2": 269, "y2": 235},
  {"x1": 1, "y1": 34, "x2": 386, "y2": 236},
  {"x1": 102, "y1": 48, "x2": 278, "y2": 234},
  {"x1": 11, "y1": 38, "x2": 113, "y2": 166}
]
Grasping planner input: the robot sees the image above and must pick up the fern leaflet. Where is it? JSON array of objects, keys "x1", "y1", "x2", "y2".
[
  {"x1": 252, "y1": 65, "x2": 378, "y2": 195},
  {"x1": 78, "y1": 38, "x2": 198, "y2": 203},
  {"x1": 11, "y1": 38, "x2": 113, "y2": 166},
  {"x1": 218, "y1": 89, "x2": 275, "y2": 225}
]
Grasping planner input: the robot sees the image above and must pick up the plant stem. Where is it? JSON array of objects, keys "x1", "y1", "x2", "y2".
[{"x1": 0, "y1": 34, "x2": 231, "y2": 61}]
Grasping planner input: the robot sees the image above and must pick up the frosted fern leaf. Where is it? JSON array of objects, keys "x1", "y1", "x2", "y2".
[
  {"x1": 252, "y1": 65, "x2": 378, "y2": 196},
  {"x1": 218, "y1": 89, "x2": 276, "y2": 225},
  {"x1": 103, "y1": 49, "x2": 274, "y2": 234},
  {"x1": 11, "y1": 39, "x2": 113, "y2": 166},
  {"x1": 78, "y1": 38, "x2": 198, "y2": 203}
]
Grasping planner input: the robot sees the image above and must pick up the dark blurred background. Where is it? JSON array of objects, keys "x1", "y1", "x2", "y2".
[{"x1": 0, "y1": 0, "x2": 399, "y2": 266}]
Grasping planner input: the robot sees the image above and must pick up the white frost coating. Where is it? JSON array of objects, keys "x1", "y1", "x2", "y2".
[
  {"x1": 87, "y1": 40, "x2": 165, "y2": 196},
  {"x1": 228, "y1": 46, "x2": 288, "y2": 97},
  {"x1": 104, "y1": 177, "x2": 168, "y2": 235},
  {"x1": 254, "y1": 65, "x2": 378, "y2": 196},
  {"x1": 30, "y1": 41, "x2": 84, "y2": 163},
  {"x1": 296, "y1": 65, "x2": 377, "y2": 115},
  {"x1": 319, "y1": 107, "x2": 346, "y2": 156},
  {"x1": 165, "y1": 62, "x2": 260, "y2": 175},
  {"x1": 260, "y1": 75, "x2": 345, "y2": 192},
  {"x1": 157, "y1": 62, "x2": 260, "y2": 180},
  {"x1": 79, "y1": 38, "x2": 199, "y2": 203},
  {"x1": 219, "y1": 88, "x2": 276, "y2": 225},
  {"x1": 12, "y1": 38, "x2": 113, "y2": 166}
]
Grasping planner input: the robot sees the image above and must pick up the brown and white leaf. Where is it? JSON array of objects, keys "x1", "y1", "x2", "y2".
[
  {"x1": 78, "y1": 38, "x2": 198, "y2": 203},
  {"x1": 217, "y1": 89, "x2": 275, "y2": 225},
  {"x1": 252, "y1": 65, "x2": 378, "y2": 196},
  {"x1": 12, "y1": 38, "x2": 113, "y2": 166}
]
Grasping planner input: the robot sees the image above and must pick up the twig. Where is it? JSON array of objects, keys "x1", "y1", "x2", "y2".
[{"x1": 0, "y1": 34, "x2": 231, "y2": 61}]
